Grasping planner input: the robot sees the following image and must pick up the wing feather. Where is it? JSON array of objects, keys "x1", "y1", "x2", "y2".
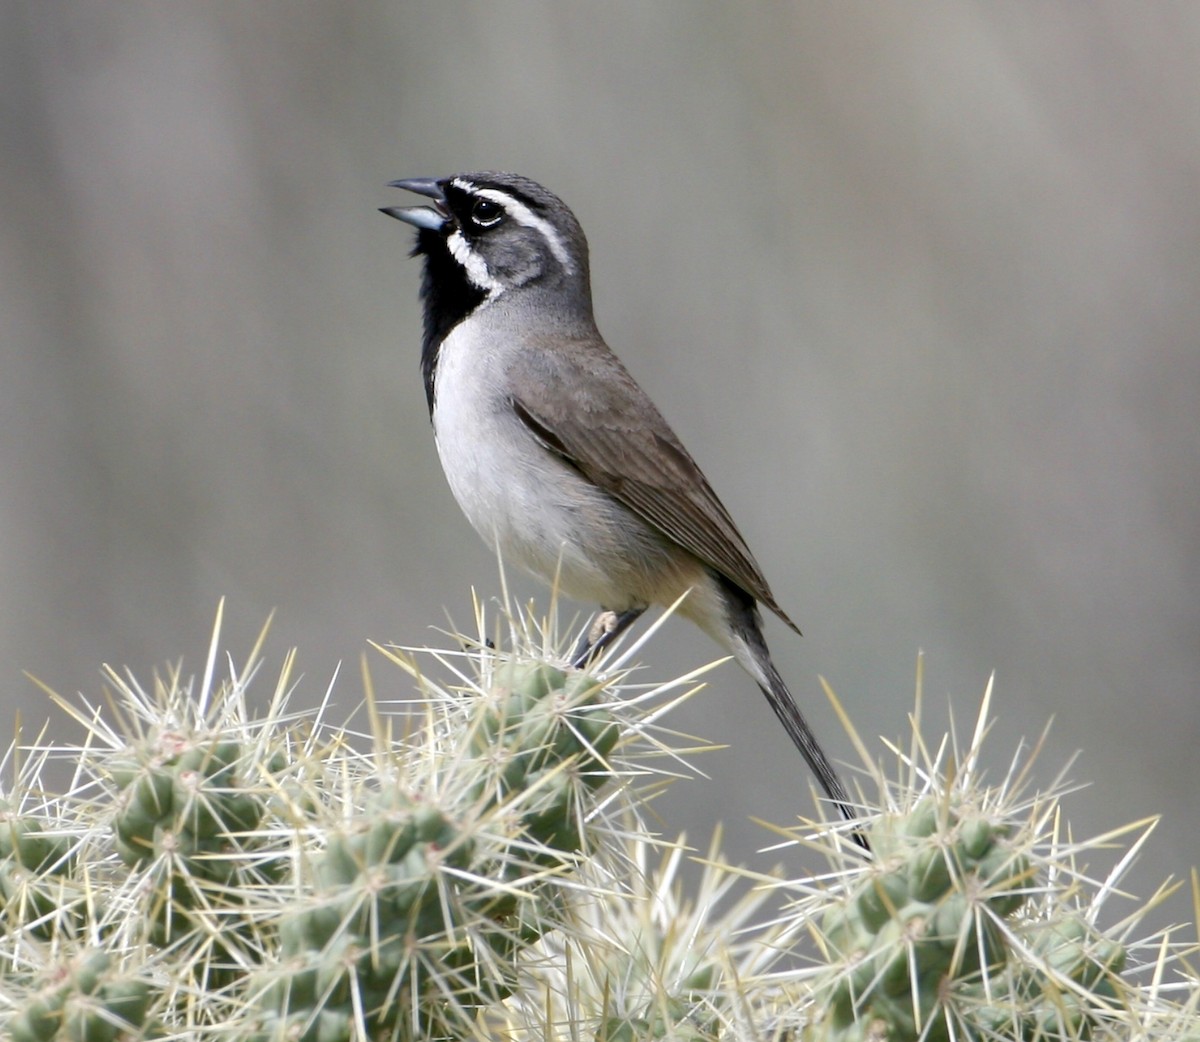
[{"x1": 509, "y1": 338, "x2": 799, "y2": 633}]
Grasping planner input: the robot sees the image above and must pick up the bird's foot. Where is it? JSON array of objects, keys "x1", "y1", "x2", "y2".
[{"x1": 570, "y1": 607, "x2": 645, "y2": 669}]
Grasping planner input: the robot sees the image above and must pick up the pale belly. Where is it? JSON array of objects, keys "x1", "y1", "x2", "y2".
[
  {"x1": 431, "y1": 330, "x2": 705, "y2": 615},
  {"x1": 434, "y1": 410, "x2": 666, "y2": 610}
]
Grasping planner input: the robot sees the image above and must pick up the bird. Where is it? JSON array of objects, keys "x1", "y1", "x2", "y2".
[{"x1": 381, "y1": 172, "x2": 863, "y2": 841}]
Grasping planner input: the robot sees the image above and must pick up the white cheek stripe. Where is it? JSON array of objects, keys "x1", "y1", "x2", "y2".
[
  {"x1": 476, "y1": 188, "x2": 576, "y2": 274},
  {"x1": 447, "y1": 229, "x2": 502, "y2": 296}
]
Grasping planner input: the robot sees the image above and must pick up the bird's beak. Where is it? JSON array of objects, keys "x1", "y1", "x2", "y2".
[{"x1": 380, "y1": 178, "x2": 450, "y2": 230}]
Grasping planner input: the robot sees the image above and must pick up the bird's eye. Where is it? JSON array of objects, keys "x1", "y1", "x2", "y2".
[{"x1": 471, "y1": 198, "x2": 504, "y2": 227}]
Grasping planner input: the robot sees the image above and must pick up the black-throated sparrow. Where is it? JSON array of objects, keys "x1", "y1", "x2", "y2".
[{"x1": 382, "y1": 172, "x2": 862, "y2": 839}]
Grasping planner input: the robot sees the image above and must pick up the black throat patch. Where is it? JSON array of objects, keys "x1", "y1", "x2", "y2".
[{"x1": 414, "y1": 227, "x2": 486, "y2": 416}]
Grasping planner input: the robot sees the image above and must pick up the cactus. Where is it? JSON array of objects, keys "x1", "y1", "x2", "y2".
[
  {"x1": 6, "y1": 950, "x2": 159, "y2": 1042},
  {"x1": 790, "y1": 678, "x2": 1198, "y2": 1042},
  {"x1": 0, "y1": 601, "x2": 1196, "y2": 1041},
  {"x1": 245, "y1": 658, "x2": 621, "y2": 1041}
]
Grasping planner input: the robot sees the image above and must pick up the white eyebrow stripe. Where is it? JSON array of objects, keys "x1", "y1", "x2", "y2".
[
  {"x1": 476, "y1": 188, "x2": 576, "y2": 274},
  {"x1": 447, "y1": 229, "x2": 502, "y2": 296}
]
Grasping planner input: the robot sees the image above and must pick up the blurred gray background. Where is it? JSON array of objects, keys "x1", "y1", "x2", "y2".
[{"x1": 3, "y1": 4, "x2": 1197, "y2": 932}]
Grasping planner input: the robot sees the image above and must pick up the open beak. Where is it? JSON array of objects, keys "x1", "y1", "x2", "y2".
[{"x1": 379, "y1": 177, "x2": 450, "y2": 230}]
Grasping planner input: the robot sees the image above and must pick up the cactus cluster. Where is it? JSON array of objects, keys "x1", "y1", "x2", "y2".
[
  {"x1": 808, "y1": 797, "x2": 1048, "y2": 1040},
  {"x1": 108, "y1": 732, "x2": 280, "y2": 951},
  {"x1": 0, "y1": 605, "x2": 1195, "y2": 1041},
  {"x1": 109, "y1": 735, "x2": 264, "y2": 866},
  {"x1": 789, "y1": 707, "x2": 1198, "y2": 1042},
  {"x1": 248, "y1": 659, "x2": 620, "y2": 1041},
  {"x1": 8, "y1": 951, "x2": 156, "y2": 1042},
  {"x1": 1, "y1": 644, "x2": 631, "y2": 1042},
  {"x1": 968, "y1": 910, "x2": 1130, "y2": 1041},
  {"x1": 250, "y1": 790, "x2": 483, "y2": 1041},
  {"x1": 548, "y1": 831, "x2": 761, "y2": 1042},
  {"x1": 0, "y1": 801, "x2": 76, "y2": 941},
  {"x1": 470, "y1": 661, "x2": 619, "y2": 847}
]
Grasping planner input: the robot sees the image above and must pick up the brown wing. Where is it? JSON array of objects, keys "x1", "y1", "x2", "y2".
[{"x1": 509, "y1": 336, "x2": 800, "y2": 633}]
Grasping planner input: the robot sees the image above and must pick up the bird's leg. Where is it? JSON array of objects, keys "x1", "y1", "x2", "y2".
[{"x1": 570, "y1": 607, "x2": 645, "y2": 669}]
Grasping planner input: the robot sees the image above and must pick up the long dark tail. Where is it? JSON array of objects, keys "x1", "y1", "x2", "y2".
[{"x1": 720, "y1": 585, "x2": 869, "y2": 851}]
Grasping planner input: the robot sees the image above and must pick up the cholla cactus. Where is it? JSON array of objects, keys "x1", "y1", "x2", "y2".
[
  {"x1": 0, "y1": 600, "x2": 1196, "y2": 1041},
  {"x1": 785, "y1": 675, "x2": 1200, "y2": 1042}
]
